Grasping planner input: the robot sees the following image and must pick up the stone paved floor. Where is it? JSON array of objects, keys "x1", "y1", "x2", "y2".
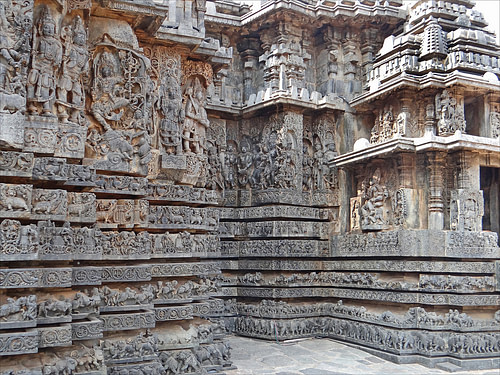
[{"x1": 223, "y1": 336, "x2": 499, "y2": 375}]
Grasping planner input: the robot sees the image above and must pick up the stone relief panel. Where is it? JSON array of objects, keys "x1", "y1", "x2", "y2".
[
  {"x1": 0, "y1": 0, "x2": 32, "y2": 151},
  {"x1": 436, "y1": 90, "x2": 466, "y2": 136},
  {"x1": 86, "y1": 33, "x2": 154, "y2": 175}
]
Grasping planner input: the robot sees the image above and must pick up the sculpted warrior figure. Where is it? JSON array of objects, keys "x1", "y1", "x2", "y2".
[
  {"x1": 182, "y1": 77, "x2": 209, "y2": 154},
  {"x1": 57, "y1": 16, "x2": 88, "y2": 123},
  {"x1": 27, "y1": 6, "x2": 62, "y2": 116}
]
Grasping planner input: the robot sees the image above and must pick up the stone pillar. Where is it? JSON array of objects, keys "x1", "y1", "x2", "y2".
[{"x1": 427, "y1": 152, "x2": 446, "y2": 230}]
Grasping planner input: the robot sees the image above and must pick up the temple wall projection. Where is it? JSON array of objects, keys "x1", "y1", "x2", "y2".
[{"x1": 0, "y1": 0, "x2": 499, "y2": 373}]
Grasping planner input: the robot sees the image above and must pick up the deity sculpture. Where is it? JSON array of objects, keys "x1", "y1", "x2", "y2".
[
  {"x1": 182, "y1": 77, "x2": 209, "y2": 154},
  {"x1": 57, "y1": 16, "x2": 88, "y2": 124},
  {"x1": 27, "y1": 6, "x2": 62, "y2": 116},
  {"x1": 91, "y1": 51, "x2": 129, "y2": 129},
  {"x1": 159, "y1": 74, "x2": 183, "y2": 154},
  {"x1": 360, "y1": 169, "x2": 388, "y2": 230}
]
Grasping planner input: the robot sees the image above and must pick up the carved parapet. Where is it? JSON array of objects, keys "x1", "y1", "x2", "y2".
[
  {"x1": 0, "y1": 184, "x2": 32, "y2": 219},
  {"x1": 331, "y1": 230, "x2": 500, "y2": 258},
  {"x1": 0, "y1": 331, "x2": 39, "y2": 356},
  {"x1": 101, "y1": 265, "x2": 152, "y2": 283},
  {"x1": 146, "y1": 184, "x2": 219, "y2": 205},
  {"x1": 148, "y1": 206, "x2": 219, "y2": 231},
  {"x1": 450, "y1": 190, "x2": 484, "y2": 231},
  {"x1": 0, "y1": 152, "x2": 34, "y2": 177},
  {"x1": 72, "y1": 318, "x2": 104, "y2": 341},
  {"x1": 220, "y1": 240, "x2": 329, "y2": 258},
  {"x1": 38, "y1": 325, "x2": 72, "y2": 348},
  {"x1": 94, "y1": 175, "x2": 148, "y2": 196},
  {"x1": 251, "y1": 189, "x2": 304, "y2": 206},
  {"x1": 155, "y1": 305, "x2": 194, "y2": 322},
  {"x1": 221, "y1": 206, "x2": 328, "y2": 221},
  {"x1": 100, "y1": 231, "x2": 151, "y2": 259},
  {"x1": 96, "y1": 199, "x2": 148, "y2": 228},
  {"x1": 224, "y1": 221, "x2": 329, "y2": 239},
  {"x1": 0, "y1": 268, "x2": 72, "y2": 289},
  {"x1": 101, "y1": 311, "x2": 155, "y2": 331},
  {"x1": 151, "y1": 233, "x2": 219, "y2": 258}
]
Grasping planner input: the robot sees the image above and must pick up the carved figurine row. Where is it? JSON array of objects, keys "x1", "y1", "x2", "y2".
[
  {"x1": 234, "y1": 315, "x2": 500, "y2": 357},
  {"x1": 1, "y1": 219, "x2": 220, "y2": 260},
  {"x1": 0, "y1": 185, "x2": 95, "y2": 222},
  {"x1": 0, "y1": 189, "x2": 219, "y2": 230},
  {"x1": 225, "y1": 271, "x2": 495, "y2": 293},
  {"x1": 222, "y1": 131, "x2": 338, "y2": 192},
  {"x1": 1, "y1": 279, "x2": 220, "y2": 324},
  {"x1": 235, "y1": 300, "x2": 500, "y2": 331}
]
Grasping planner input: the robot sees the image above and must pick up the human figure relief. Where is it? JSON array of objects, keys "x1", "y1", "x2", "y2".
[
  {"x1": 57, "y1": 15, "x2": 88, "y2": 124},
  {"x1": 360, "y1": 169, "x2": 388, "y2": 230},
  {"x1": 27, "y1": 6, "x2": 62, "y2": 116},
  {"x1": 182, "y1": 77, "x2": 209, "y2": 154}
]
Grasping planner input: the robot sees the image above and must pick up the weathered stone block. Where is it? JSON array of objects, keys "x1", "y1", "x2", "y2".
[{"x1": 0, "y1": 112, "x2": 25, "y2": 149}]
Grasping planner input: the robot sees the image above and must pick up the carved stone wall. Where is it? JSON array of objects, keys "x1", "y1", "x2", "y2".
[{"x1": 1, "y1": 0, "x2": 499, "y2": 373}]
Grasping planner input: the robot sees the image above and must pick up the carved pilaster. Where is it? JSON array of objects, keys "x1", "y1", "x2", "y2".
[{"x1": 427, "y1": 152, "x2": 446, "y2": 230}]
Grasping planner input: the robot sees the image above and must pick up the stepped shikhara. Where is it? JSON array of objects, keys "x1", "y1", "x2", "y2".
[{"x1": 0, "y1": 0, "x2": 499, "y2": 373}]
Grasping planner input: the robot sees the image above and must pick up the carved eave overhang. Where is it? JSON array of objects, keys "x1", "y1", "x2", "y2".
[
  {"x1": 335, "y1": 132, "x2": 500, "y2": 168},
  {"x1": 93, "y1": 0, "x2": 168, "y2": 35},
  {"x1": 241, "y1": 94, "x2": 348, "y2": 118},
  {"x1": 351, "y1": 70, "x2": 500, "y2": 110},
  {"x1": 239, "y1": 0, "x2": 406, "y2": 27}
]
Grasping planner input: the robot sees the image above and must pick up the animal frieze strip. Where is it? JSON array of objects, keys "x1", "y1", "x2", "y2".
[
  {"x1": 1, "y1": 220, "x2": 220, "y2": 261},
  {"x1": 148, "y1": 206, "x2": 219, "y2": 225},
  {"x1": 0, "y1": 187, "x2": 96, "y2": 222},
  {"x1": 221, "y1": 272, "x2": 496, "y2": 293},
  {"x1": 233, "y1": 316, "x2": 500, "y2": 359},
  {"x1": 234, "y1": 287, "x2": 500, "y2": 306},
  {"x1": 146, "y1": 184, "x2": 219, "y2": 204},
  {"x1": 235, "y1": 301, "x2": 500, "y2": 332}
]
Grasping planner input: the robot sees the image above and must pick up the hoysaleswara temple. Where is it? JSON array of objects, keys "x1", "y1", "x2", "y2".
[{"x1": 0, "y1": 0, "x2": 499, "y2": 373}]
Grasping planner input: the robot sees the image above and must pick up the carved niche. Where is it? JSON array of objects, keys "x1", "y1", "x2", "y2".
[
  {"x1": 450, "y1": 190, "x2": 484, "y2": 232},
  {"x1": 86, "y1": 35, "x2": 154, "y2": 175},
  {"x1": 435, "y1": 90, "x2": 466, "y2": 136}
]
